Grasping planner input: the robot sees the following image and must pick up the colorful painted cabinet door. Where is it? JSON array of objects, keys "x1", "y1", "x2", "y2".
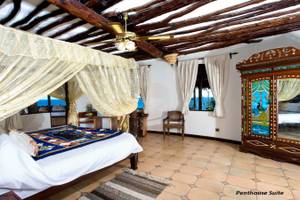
[{"x1": 251, "y1": 79, "x2": 271, "y2": 136}]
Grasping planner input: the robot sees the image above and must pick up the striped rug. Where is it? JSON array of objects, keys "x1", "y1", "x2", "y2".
[{"x1": 80, "y1": 169, "x2": 169, "y2": 200}]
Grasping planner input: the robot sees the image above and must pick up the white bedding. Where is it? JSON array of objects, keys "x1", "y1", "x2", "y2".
[
  {"x1": 0, "y1": 133, "x2": 143, "y2": 199},
  {"x1": 278, "y1": 113, "x2": 300, "y2": 124}
]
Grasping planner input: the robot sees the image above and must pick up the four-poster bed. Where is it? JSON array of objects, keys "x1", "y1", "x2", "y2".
[
  {"x1": 0, "y1": 126, "x2": 142, "y2": 199},
  {"x1": 0, "y1": 22, "x2": 142, "y2": 199}
]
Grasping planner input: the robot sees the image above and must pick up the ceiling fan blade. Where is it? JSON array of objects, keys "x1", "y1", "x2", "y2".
[
  {"x1": 109, "y1": 22, "x2": 125, "y2": 35},
  {"x1": 135, "y1": 35, "x2": 174, "y2": 41}
]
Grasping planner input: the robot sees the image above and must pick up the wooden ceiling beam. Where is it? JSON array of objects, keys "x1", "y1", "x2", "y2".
[
  {"x1": 0, "y1": 0, "x2": 21, "y2": 24},
  {"x1": 63, "y1": 29, "x2": 105, "y2": 42},
  {"x1": 164, "y1": 0, "x2": 300, "y2": 37},
  {"x1": 87, "y1": 29, "x2": 106, "y2": 37},
  {"x1": 49, "y1": 20, "x2": 86, "y2": 38},
  {"x1": 179, "y1": 24, "x2": 300, "y2": 55},
  {"x1": 158, "y1": 13, "x2": 300, "y2": 46},
  {"x1": 130, "y1": 0, "x2": 208, "y2": 25},
  {"x1": 93, "y1": 43, "x2": 115, "y2": 50},
  {"x1": 135, "y1": 0, "x2": 214, "y2": 33},
  {"x1": 137, "y1": 0, "x2": 265, "y2": 34},
  {"x1": 48, "y1": 0, "x2": 113, "y2": 30},
  {"x1": 179, "y1": 21, "x2": 300, "y2": 54},
  {"x1": 43, "y1": 0, "x2": 122, "y2": 37},
  {"x1": 125, "y1": 0, "x2": 165, "y2": 13},
  {"x1": 36, "y1": 15, "x2": 76, "y2": 34},
  {"x1": 157, "y1": 1, "x2": 209, "y2": 24},
  {"x1": 134, "y1": 40, "x2": 163, "y2": 58},
  {"x1": 64, "y1": 26, "x2": 98, "y2": 42},
  {"x1": 79, "y1": 33, "x2": 112, "y2": 45},
  {"x1": 164, "y1": 7, "x2": 300, "y2": 51},
  {"x1": 35, "y1": 0, "x2": 103, "y2": 35},
  {"x1": 11, "y1": 1, "x2": 50, "y2": 27},
  {"x1": 85, "y1": 0, "x2": 103, "y2": 7},
  {"x1": 93, "y1": 0, "x2": 122, "y2": 13},
  {"x1": 19, "y1": 9, "x2": 65, "y2": 30},
  {"x1": 48, "y1": 0, "x2": 164, "y2": 58},
  {"x1": 102, "y1": 0, "x2": 165, "y2": 19},
  {"x1": 114, "y1": 51, "x2": 153, "y2": 61}
]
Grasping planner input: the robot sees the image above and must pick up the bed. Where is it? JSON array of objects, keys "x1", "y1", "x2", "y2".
[
  {"x1": 0, "y1": 125, "x2": 143, "y2": 199},
  {"x1": 278, "y1": 112, "x2": 300, "y2": 124}
]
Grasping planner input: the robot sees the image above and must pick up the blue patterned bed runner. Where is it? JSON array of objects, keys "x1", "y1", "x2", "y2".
[{"x1": 27, "y1": 125, "x2": 123, "y2": 160}]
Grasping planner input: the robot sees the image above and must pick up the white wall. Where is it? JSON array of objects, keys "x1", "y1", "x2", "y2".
[
  {"x1": 139, "y1": 33, "x2": 300, "y2": 141},
  {"x1": 76, "y1": 96, "x2": 113, "y2": 129},
  {"x1": 76, "y1": 96, "x2": 90, "y2": 112},
  {"x1": 21, "y1": 113, "x2": 51, "y2": 131}
]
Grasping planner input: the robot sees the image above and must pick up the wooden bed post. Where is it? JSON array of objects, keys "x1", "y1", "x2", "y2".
[
  {"x1": 130, "y1": 153, "x2": 138, "y2": 170},
  {"x1": 64, "y1": 82, "x2": 69, "y2": 124},
  {"x1": 129, "y1": 110, "x2": 145, "y2": 170}
]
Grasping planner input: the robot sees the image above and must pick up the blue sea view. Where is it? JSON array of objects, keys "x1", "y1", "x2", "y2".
[
  {"x1": 37, "y1": 97, "x2": 66, "y2": 107},
  {"x1": 189, "y1": 97, "x2": 215, "y2": 111}
]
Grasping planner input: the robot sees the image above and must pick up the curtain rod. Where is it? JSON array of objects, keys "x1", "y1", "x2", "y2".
[
  {"x1": 197, "y1": 52, "x2": 238, "y2": 60},
  {"x1": 179, "y1": 52, "x2": 239, "y2": 62},
  {"x1": 139, "y1": 64, "x2": 151, "y2": 67}
]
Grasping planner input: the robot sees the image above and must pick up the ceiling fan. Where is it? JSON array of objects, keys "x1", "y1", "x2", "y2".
[{"x1": 93, "y1": 13, "x2": 174, "y2": 51}]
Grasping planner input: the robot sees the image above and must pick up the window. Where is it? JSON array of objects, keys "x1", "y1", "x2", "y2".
[
  {"x1": 22, "y1": 96, "x2": 66, "y2": 114},
  {"x1": 189, "y1": 64, "x2": 215, "y2": 111}
]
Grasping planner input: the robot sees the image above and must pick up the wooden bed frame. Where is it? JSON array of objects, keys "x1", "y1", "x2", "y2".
[
  {"x1": 23, "y1": 111, "x2": 143, "y2": 200},
  {"x1": 25, "y1": 153, "x2": 138, "y2": 200}
]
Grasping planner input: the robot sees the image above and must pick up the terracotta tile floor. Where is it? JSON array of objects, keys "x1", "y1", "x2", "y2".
[{"x1": 47, "y1": 133, "x2": 300, "y2": 200}]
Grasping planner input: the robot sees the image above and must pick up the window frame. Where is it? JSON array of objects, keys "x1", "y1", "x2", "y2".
[
  {"x1": 21, "y1": 95, "x2": 67, "y2": 115},
  {"x1": 189, "y1": 64, "x2": 215, "y2": 112}
]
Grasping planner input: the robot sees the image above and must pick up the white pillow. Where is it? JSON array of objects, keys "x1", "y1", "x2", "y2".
[
  {"x1": 8, "y1": 130, "x2": 38, "y2": 156},
  {"x1": 0, "y1": 134, "x2": 46, "y2": 190}
]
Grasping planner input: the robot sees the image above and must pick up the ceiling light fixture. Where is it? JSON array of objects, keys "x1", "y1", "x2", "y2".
[{"x1": 115, "y1": 39, "x2": 136, "y2": 51}]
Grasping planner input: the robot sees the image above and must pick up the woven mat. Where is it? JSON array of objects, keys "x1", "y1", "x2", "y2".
[{"x1": 80, "y1": 169, "x2": 169, "y2": 200}]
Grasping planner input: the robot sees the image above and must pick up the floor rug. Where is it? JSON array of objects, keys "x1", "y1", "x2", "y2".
[{"x1": 80, "y1": 169, "x2": 169, "y2": 200}]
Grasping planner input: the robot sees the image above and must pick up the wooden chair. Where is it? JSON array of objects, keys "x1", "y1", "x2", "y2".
[{"x1": 163, "y1": 111, "x2": 185, "y2": 139}]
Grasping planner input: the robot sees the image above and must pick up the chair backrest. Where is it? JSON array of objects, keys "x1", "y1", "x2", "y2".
[
  {"x1": 77, "y1": 111, "x2": 97, "y2": 127},
  {"x1": 78, "y1": 111, "x2": 97, "y2": 119},
  {"x1": 167, "y1": 111, "x2": 184, "y2": 121}
]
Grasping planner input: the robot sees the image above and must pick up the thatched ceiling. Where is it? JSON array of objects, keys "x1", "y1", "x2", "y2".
[{"x1": 0, "y1": 0, "x2": 299, "y2": 60}]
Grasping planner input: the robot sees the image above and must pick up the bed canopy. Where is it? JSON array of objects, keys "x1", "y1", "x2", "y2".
[{"x1": 0, "y1": 24, "x2": 139, "y2": 124}]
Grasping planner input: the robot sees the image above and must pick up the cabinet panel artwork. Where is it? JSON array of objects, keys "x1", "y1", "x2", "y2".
[
  {"x1": 250, "y1": 79, "x2": 271, "y2": 137},
  {"x1": 237, "y1": 47, "x2": 300, "y2": 164}
]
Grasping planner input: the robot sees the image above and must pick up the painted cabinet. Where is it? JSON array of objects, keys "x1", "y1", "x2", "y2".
[{"x1": 237, "y1": 47, "x2": 300, "y2": 164}]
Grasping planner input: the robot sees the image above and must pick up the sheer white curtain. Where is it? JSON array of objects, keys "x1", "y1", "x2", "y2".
[
  {"x1": 48, "y1": 83, "x2": 83, "y2": 125},
  {"x1": 0, "y1": 27, "x2": 86, "y2": 121},
  {"x1": 205, "y1": 54, "x2": 230, "y2": 118},
  {"x1": 138, "y1": 65, "x2": 150, "y2": 113},
  {"x1": 76, "y1": 58, "x2": 139, "y2": 117},
  {"x1": 177, "y1": 60, "x2": 199, "y2": 114},
  {"x1": 67, "y1": 79, "x2": 83, "y2": 125},
  {"x1": 50, "y1": 86, "x2": 66, "y2": 99},
  {"x1": 0, "y1": 25, "x2": 139, "y2": 121},
  {"x1": 278, "y1": 78, "x2": 300, "y2": 102}
]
